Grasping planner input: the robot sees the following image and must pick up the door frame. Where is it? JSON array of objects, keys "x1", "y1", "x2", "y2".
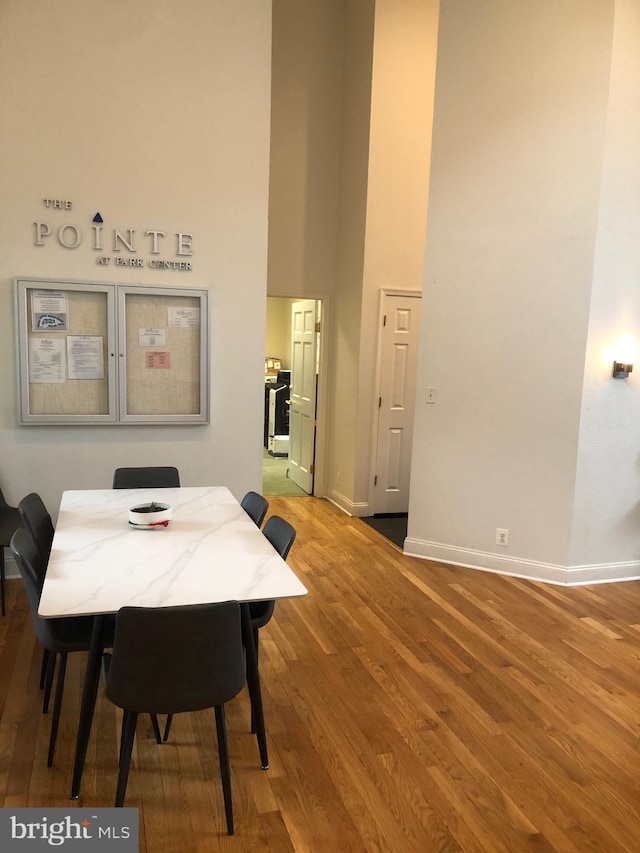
[
  {"x1": 369, "y1": 288, "x2": 422, "y2": 514},
  {"x1": 267, "y1": 291, "x2": 330, "y2": 499}
]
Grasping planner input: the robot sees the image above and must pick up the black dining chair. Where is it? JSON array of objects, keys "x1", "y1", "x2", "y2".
[
  {"x1": 240, "y1": 491, "x2": 269, "y2": 528},
  {"x1": 18, "y1": 493, "x2": 56, "y2": 689},
  {"x1": 0, "y1": 485, "x2": 23, "y2": 617},
  {"x1": 249, "y1": 515, "x2": 296, "y2": 649},
  {"x1": 18, "y1": 493, "x2": 55, "y2": 566},
  {"x1": 102, "y1": 601, "x2": 245, "y2": 835},
  {"x1": 112, "y1": 466, "x2": 180, "y2": 489},
  {"x1": 10, "y1": 528, "x2": 115, "y2": 767},
  {"x1": 247, "y1": 515, "x2": 296, "y2": 732}
]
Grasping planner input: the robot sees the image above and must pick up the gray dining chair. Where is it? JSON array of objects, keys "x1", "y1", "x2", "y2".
[
  {"x1": 0, "y1": 484, "x2": 22, "y2": 616},
  {"x1": 248, "y1": 515, "x2": 296, "y2": 733},
  {"x1": 112, "y1": 466, "x2": 180, "y2": 489},
  {"x1": 18, "y1": 493, "x2": 55, "y2": 566},
  {"x1": 18, "y1": 492, "x2": 56, "y2": 689},
  {"x1": 10, "y1": 528, "x2": 113, "y2": 767},
  {"x1": 102, "y1": 601, "x2": 246, "y2": 835},
  {"x1": 249, "y1": 515, "x2": 296, "y2": 648},
  {"x1": 240, "y1": 491, "x2": 269, "y2": 528}
]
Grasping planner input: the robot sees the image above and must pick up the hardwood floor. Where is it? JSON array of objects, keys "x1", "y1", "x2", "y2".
[{"x1": 1, "y1": 495, "x2": 640, "y2": 851}]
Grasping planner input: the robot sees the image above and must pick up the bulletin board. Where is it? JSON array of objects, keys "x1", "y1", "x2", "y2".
[{"x1": 14, "y1": 278, "x2": 208, "y2": 425}]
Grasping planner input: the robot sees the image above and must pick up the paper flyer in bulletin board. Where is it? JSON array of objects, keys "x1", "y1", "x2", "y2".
[
  {"x1": 29, "y1": 338, "x2": 65, "y2": 383},
  {"x1": 169, "y1": 306, "x2": 199, "y2": 327},
  {"x1": 31, "y1": 290, "x2": 68, "y2": 331},
  {"x1": 139, "y1": 328, "x2": 167, "y2": 347},
  {"x1": 67, "y1": 336, "x2": 105, "y2": 380},
  {"x1": 145, "y1": 352, "x2": 171, "y2": 369}
]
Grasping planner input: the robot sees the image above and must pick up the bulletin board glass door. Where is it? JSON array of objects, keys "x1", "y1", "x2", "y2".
[
  {"x1": 118, "y1": 286, "x2": 208, "y2": 423},
  {"x1": 15, "y1": 279, "x2": 117, "y2": 424}
]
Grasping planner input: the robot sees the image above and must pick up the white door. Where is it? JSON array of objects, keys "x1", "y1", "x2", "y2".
[
  {"x1": 288, "y1": 299, "x2": 319, "y2": 494},
  {"x1": 373, "y1": 293, "x2": 422, "y2": 514}
]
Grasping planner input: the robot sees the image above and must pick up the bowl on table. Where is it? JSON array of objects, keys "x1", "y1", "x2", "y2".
[{"x1": 128, "y1": 502, "x2": 172, "y2": 529}]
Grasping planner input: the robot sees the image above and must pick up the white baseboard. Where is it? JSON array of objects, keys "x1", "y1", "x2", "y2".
[
  {"x1": 326, "y1": 489, "x2": 370, "y2": 518},
  {"x1": 403, "y1": 538, "x2": 640, "y2": 586}
]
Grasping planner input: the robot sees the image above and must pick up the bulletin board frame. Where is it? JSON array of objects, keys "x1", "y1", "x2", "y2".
[{"x1": 14, "y1": 278, "x2": 209, "y2": 425}]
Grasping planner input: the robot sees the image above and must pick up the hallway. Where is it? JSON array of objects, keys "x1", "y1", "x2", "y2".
[{"x1": 262, "y1": 449, "x2": 307, "y2": 497}]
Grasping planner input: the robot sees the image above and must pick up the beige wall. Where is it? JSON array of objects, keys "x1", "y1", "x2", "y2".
[
  {"x1": 268, "y1": 0, "x2": 438, "y2": 510},
  {"x1": 266, "y1": 297, "x2": 294, "y2": 368},
  {"x1": 354, "y1": 0, "x2": 438, "y2": 504},
  {"x1": 268, "y1": 0, "x2": 343, "y2": 298},
  {"x1": 0, "y1": 0, "x2": 272, "y2": 518}
]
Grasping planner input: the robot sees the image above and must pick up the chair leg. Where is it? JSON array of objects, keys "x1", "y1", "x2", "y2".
[
  {"x1": 250, "y1": 628, "x2": 260, "y2": 734},
  {"x1": 42, "y1": 651, "x2": 57, "y2": 714},
  {"x1": 39, "y1": 648, "x2": 50, "y2": 689},
  {"x1": 214, "y1": 704, "x2": 234, "y2": 835},
  {"x1": 150, "y1": 714, "x2": 162, "y2": 744},
  {"x1": 47, "y1": 652, "x2": 67, "y2": 767},
  {"x1": 163, "y1": 714, "x2": 174, "y2": 742},
  {"x1": 116, "y1": 710, "x2": 138, "y2": 806}
]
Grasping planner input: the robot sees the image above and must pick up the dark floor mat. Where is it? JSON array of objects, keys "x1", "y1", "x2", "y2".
[{"x1": 360, "y1": 514, "x2": 408, "y2": 549}]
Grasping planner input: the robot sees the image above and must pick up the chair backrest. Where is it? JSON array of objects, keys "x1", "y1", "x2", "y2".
[
  {"x1": 104, "y1": 602, "x2": 245, "y2": 715},
  {"x1": 10, "y1": 528, "x2": 52, "y2": 647},
  {"x1": 112, "y1": 467, "x2": 180, "y2": 489},
  {"x1": 240, "y1": 491, "x2": 269, "y2": 528},
  {"x1": 262, "y1": 515, "x2": 296, "y2": 560},
  {"x1": 19, "y1": 492, "x2": 55, "y2": 564}
]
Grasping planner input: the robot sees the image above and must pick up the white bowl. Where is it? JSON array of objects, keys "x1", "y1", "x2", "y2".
[{"x1": 128, "y1": 502, "x2": 172, "y2": 528}]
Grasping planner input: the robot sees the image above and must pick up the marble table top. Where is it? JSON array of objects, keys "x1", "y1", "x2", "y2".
[{"x1": 38, "y1": 487, "x2": 308, "y2": 618}]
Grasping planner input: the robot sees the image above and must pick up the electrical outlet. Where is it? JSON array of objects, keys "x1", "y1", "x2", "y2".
[{"x1": 496, "y1": 528, "x2": 509, "y2": 546}]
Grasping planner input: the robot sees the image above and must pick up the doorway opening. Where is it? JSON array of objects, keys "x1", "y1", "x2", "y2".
[{"x1": 263, "y1": 296, "x2": 323, "y2": 497}]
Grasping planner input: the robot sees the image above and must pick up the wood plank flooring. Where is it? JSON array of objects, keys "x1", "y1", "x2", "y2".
[{"x1": 1, "y1": 496, "x2": 639, "y2": 851}]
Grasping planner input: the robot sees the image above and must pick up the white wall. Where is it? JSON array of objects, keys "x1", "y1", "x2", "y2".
[
  {"x1": 406, "y1": 0, "x2": 639, "y2": 584},
  {"x1": 569, "y1": 0, "x2": 640, "y2": 569},
  {"x1": 0, "y1": 1, "x2": 271, "y2": 524}
]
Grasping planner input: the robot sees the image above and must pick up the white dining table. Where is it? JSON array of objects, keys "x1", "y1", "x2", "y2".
[{"x1": 38, "y1": 486, "x2": 308, "y2": 798}]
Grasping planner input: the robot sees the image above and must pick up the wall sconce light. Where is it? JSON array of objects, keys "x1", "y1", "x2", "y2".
[
  {"x1": 613, "y1": 361, "x2": 633, "y2": 378},
  {"x1": 611, "y1": 335, "x2": 636, "y2": 378}
]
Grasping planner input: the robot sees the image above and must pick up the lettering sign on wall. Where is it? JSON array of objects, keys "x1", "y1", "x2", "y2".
[{"x1": 33, "y1": 199, "x2": 194, "y2": 272}]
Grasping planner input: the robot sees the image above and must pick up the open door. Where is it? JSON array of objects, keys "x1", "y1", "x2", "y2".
[
  {"x1": 372, "y1": 293, "x2": 422, "y2": 514},
  {"x1": 288, "y1": 299, "x2": 319, "y2": 494}
]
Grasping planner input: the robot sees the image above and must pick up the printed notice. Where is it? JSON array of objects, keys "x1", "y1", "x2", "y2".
[
  {"x1": 169, "y1": 307, "x2": 199, "y2": 328},
  {"x1": 139, "y1": 328, "x2": 166, "y2": 347},
  {"x1": 32, "y1": 290, "x2": 68, "y2": 331},
  {"x1": 67, "y1": 336, "x2": 104, "y2": 380},
  {"x1": 146, "y1": 351, "x2": 171, "y2": 369},
  {"x1": 29, "y1": 338, "x2": 65, "y2": 383}
]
